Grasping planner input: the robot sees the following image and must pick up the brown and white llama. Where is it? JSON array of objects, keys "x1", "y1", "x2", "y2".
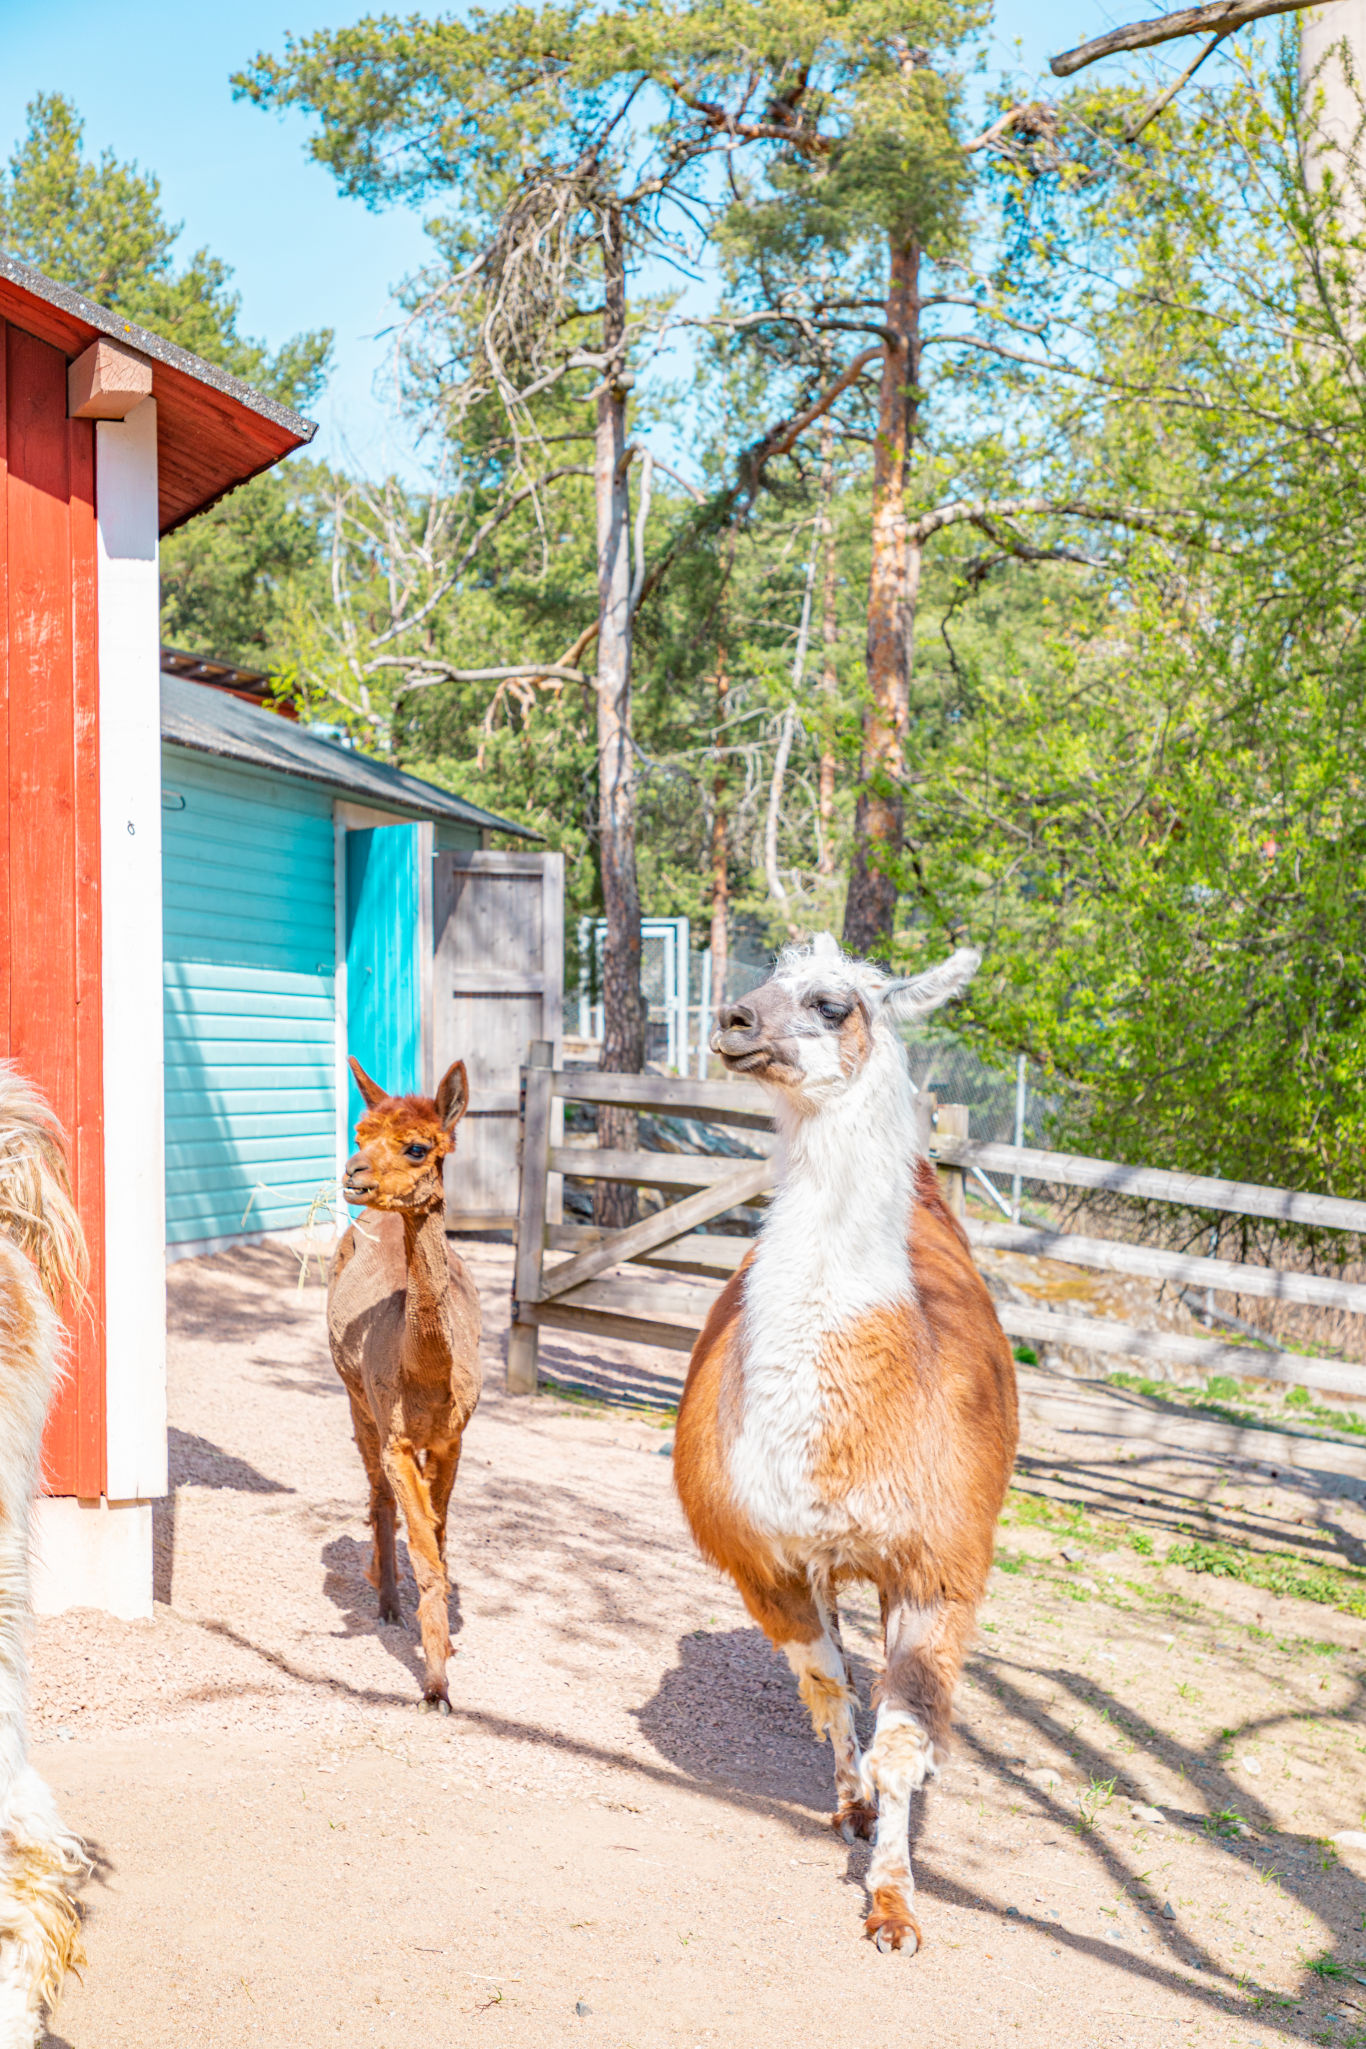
[
  {"x1": 674, "y1": 935, "x2": 1018, "y2": 1954},
  {"x1": 327, "y1": 1057, "x2": 482, "y2": 1711},
  {"x1": 0, "y1": 1065, "x2": 88, "y2": 2044}
]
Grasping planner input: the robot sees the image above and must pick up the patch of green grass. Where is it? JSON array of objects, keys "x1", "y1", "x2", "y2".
[
  {"x1": 1106, "y1": 1369, "x2": 1366, "y2": 1442},
  {"x1": 1203, "y1": 1807, "x2": 1248, "y2": 1839},
  {"x1": 1001, "y1": 1490, "x2": 1095, "y2": 1538},
  {"x1": 994, "y1": 1551, "x2": 1024, "y2": 1575},
  {"x1": 1165, "y1": 1536, "x2": 1366, "y2": 1618},
  {"x1": 1076, "y1": 1775, "x2": 1117, "y2": 1831},
  {"x1": 1307, "y1": 1949, "x2": 1348, "y2": 1979},
  {"x1": 1130, "y1": 1530, "x2": 1155, "y2": 1556},
  {"x1": 1012, "y1": 1343, "x2": 1038, "y2": 1365}
]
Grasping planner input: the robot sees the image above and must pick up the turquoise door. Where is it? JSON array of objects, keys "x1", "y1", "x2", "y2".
[{"x1": 344, "y1": 825, "x2": 424, "y2": 1142}]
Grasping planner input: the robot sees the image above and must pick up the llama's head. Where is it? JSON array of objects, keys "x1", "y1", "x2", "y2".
[
  {"x1": 342, "y1": 1057, "x2": 469, "y2": 1215},
  {"x1": 712, "y1": 934, "x2": 980, "y2": 1111}
]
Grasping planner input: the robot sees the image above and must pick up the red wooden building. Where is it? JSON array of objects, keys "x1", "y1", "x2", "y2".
[{"x1": 0, "y1": 255, "x2": 313, "y2": 1615}]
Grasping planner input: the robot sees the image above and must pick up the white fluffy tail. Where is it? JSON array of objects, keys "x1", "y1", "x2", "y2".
[{"x1": 0, "y1": 1065, "x2": 89, "y2": 2039}]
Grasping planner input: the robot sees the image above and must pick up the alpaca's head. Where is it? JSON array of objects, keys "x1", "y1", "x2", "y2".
[
  {"x1": 343, "y1": 1057, "x2": 469, "y2": 1214},
  {"x1": 712, "y1": 934, "x2": 980, "y2": 1111}
]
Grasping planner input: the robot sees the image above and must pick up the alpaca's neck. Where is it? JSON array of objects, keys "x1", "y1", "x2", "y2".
[
  {"x1": 401, "y1": 1208, "x2": 454, "y2": 1365},
  {"x1": 753, "y1": 1034, "x2": 920, "y2": 1330}
]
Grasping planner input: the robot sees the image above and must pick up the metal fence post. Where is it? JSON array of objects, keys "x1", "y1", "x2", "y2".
[{"x1": 1012, "y1": 1054, "x2": 1026, "y2": 1222}]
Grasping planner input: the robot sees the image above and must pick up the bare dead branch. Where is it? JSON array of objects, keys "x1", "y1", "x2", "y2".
[{"x1": 1051, "y1": 0, "x2": 1314, "y2": 78}]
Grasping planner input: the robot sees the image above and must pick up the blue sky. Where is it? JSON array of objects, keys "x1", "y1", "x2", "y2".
[{"x1": 0, "y1": 0, "x2": 1124, "y2": 478}]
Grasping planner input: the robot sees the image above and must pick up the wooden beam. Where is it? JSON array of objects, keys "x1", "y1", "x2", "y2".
[
  {"x1": 535, "y1": 1157, "x2": 772, "y2": 1301},
  {"x1": 967, "y1": 1217, "x2": 1366, "y2": 1316},
  {"x1": 67, "y1": 339, "x2": 152, "y2": 421},
  {"x1": 1000, "y1": 1303, "x2": 1366, "y2": 1399},
  {"x1": 552, "y1": 1068, "x2": 773, "y2": 1130},
  {"x1": 550, "y1": 1145, "x2": 775, "y2": 1193},
  {"x1": 936, "y1": 1135, "x2": 1366, "y2": 1234}
]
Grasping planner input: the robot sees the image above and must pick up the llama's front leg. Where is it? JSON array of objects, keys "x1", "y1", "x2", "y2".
[
  {"x1": 861, "y1": 1593, "x2": 974, "y2": 1955},
  {"x1": 783, "y1": 1595, "x2": 871, "y2": 1840},
  {"x1": 384, "y1": 1439, "x2": 453, "y2": 1711}
]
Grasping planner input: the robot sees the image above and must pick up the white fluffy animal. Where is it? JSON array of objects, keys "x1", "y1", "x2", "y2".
[{"x1": 0, "y1": 1065, "x2": 88, "y2": 2044}]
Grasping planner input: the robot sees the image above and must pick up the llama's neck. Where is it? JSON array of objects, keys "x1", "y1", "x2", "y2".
[
  {"x1": 401, "y1": 1208, "x2": 454, "y2": 1365},
  {"x1": 752, "y1": 1032, "x2": 920, "y2": 1332}
]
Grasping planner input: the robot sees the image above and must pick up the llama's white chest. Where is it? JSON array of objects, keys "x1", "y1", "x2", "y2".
[{"x1": 726, "y1": 1177, "x2": 913, "y2": 1552}]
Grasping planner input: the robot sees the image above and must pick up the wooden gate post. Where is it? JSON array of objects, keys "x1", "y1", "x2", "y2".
[
  {"x1": 508, "y1": 1040, "x2": 554, "y2": 1394},
  {"x1": 935, "y1": 1102, "x2": 969, "y2": 1220}
]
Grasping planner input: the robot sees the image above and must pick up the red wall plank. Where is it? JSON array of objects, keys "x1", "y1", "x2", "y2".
[{"x1": 3, "y1": 321, "x2": 107, "y2": 1496}]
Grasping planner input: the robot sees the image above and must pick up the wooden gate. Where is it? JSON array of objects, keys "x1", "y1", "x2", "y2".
[
  {"x1": 508, "y1": 1056, "x2": 1366, "y2": 1479},
  {"x1": 434, "y1": 850, "x2": 563, "y2": 1230}
]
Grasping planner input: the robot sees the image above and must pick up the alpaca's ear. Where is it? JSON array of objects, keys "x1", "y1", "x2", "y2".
[
  {"x1": 348, "y1": 1057, "x2": 387, "y2": 1109},
  {"x1": 436, "y1": 1060, "x2": 469, "y2": 1130},
  {"x1": 882, "y1": 947, "x2": 981, "y2": 1022}
]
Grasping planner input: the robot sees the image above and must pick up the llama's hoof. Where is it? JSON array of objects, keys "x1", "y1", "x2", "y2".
[
  {"x1": 866, "y1": 1890, "x2": 921, "y2": 1956},
  {"x1": 418, "y1": 1693, "x2": 452, "y2": 1716},
  {"x1": 378, "y1": 1600, "x2": 402, "y2": 1625},
  {"x1": 832, "y1": 1800, "x2": 877, "y2": 1843}
]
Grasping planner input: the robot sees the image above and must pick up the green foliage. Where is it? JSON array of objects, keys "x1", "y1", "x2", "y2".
[
  {"x1": 0, "y1": 93, "x2": 330, "y2": 407},
  {"x1": 0, "y1": 93, "x2": 334, "y2": 667},
  {"x1": 889, "y1": 34, "x2": 1366, "y2": 1199}
]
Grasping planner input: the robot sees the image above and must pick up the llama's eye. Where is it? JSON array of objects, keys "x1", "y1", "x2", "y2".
[
  {"x1": 404, "y1": 1143, "x2": 432, "y2": 1161},
  {"x1": 815, "y1": 1000, "x2": 850, "y2": 1026}
]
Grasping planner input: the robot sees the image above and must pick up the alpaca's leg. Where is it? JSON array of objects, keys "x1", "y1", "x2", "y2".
[
  {"x1": 861, "y1": 1594, "x2": 974, "y2": 1955},
  {"x1": 383, "y1": 1440, "x2": 453, "y2": 1710},
  {"x1": 427, "y1": 1440, "x2": 462, "y2": 1568},
  {"x1": 347, "y1": 1395, "x2": 401, "y2": 1622}
]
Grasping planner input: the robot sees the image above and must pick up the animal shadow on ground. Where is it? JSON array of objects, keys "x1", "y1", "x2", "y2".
[
  {"x1": 636, "y1": 1625, "x2": 876, "y2": 1814},
  {"x1": 319, "y1": 1534, "x2": 464, "y2": 1688},
  {"x1": 153, "y1": 1429, "x2": 294, "y2": 1602}
]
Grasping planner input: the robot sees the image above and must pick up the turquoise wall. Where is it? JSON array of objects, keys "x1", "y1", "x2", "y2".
[{"x1": 162, "y1": 746, "x2": 337, "y2": 1246}]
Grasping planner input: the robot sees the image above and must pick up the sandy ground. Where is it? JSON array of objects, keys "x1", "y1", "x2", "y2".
[{"x1": 28, "y1": 1237, "x2": 1366, "y2": 2049}]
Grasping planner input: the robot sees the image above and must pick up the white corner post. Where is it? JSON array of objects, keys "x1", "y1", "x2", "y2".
[{"x1": 34, "y1": 394, "x2": 166, "y2": 1620}]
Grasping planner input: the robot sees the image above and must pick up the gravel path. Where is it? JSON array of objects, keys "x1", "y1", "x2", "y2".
[{"x1": 30, "y1": 1238, "x2": 1366, "y2": 2047}]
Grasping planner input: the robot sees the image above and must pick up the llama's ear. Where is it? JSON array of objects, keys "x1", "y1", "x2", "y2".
[
  {"x1": 436, "y1": 1060, "x2": 469, "y2": 1130},
  {"x1": 348, "y1": 1057, "x2": 387, "y2": 1109},
  {"x1": 810, "y1": 931, "x2": 843, "y2": 964},
  {"x1": 882, "y1": 947, "x2": 981, "y2": 1022}
]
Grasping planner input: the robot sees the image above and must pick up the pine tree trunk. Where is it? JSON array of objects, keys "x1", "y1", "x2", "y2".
[
  {"x1": 594, "y1": 207, "x2": 644, "y2": 1228},
  {"x1": 708, "y1": 642, "x2": 730, "y2": 1037},
  {"x1": 843, "y1": 233, "x2": 920, "y2": 958},
  {"x1": 817, "y1": 417, "x2": 838, "y2": 878}
]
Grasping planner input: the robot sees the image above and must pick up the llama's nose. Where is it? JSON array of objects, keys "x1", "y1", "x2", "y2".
[{"x1": 719, "y1": 1001, "x2": 757, "y2": 1034}]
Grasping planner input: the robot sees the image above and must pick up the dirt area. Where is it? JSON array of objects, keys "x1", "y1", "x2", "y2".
[{"x1": 30, "y1": 1237, "x2": 1366, "y2": 2049}]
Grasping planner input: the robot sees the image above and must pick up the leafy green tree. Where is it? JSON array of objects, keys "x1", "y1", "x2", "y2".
[{"x1": 0, "y1": 92, "x2": 333, "y2": 663}]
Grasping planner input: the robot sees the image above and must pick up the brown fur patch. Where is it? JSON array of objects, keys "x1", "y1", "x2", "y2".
[
  {"x1": 797, "y1": 1668, "x2": 855, "y2": 1741},
  {"x1": 866, "y1": 1886, "x2": 921, "y2": 1953},
  {"x1": 837, "y1": 1002, "x2": 872, "y2": 1076}
]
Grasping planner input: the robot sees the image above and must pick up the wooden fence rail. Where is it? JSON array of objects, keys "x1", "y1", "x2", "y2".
[{"x1": 507, "y1": 1047, "x2": 1366, "y2": 1427}]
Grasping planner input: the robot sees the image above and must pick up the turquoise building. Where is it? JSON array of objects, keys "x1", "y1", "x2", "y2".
[{"x1": 159, "y1": 668, "x2": 531, "y2": 1255}]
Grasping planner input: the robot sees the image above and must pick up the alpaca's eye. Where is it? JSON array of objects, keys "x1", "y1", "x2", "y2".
[
  {"x1": 404, "y1": 1143, "x2": 432, "y2": 1161},
  {"x1": 815, "y1": 1000, "x2": 849, "y2": 1026}
]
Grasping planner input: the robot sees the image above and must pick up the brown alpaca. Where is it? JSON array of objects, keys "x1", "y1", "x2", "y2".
[
  {"x1": 327, "y1": 1057, "x2": 482, "y2": 1711},
  {"x1": 673, "y1": 937, "x2": 1018, "y2": 1954}
]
